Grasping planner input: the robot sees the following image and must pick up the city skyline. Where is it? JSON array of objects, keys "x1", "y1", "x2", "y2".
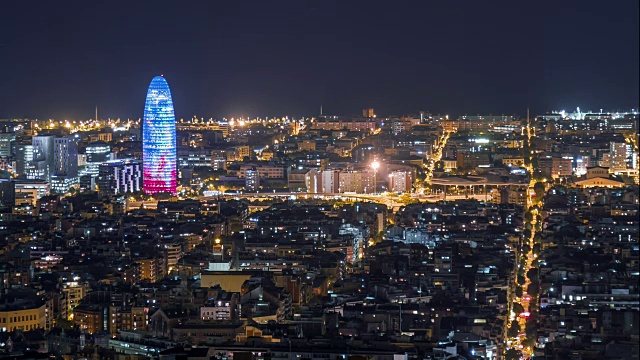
[
  {"x1": 0, "y1": 2, "x2": 637, "y2": 359},
  {"x1": 0, "y1": 0, "x2": 638, "y2": 119}
]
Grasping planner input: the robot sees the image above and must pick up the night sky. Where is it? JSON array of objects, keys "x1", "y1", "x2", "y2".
[{"x1": 0, "y1": 0, "x2": 638, "y2": 120}]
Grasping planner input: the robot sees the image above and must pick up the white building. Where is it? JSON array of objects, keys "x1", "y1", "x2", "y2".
[
  {"x1": 84, "y1": 143, "x2": 112, "y2": 176},
  {"x1": 200, "y1": 303, "x2": 233, "y2": 321},
  {"x1": 404, "y1": 228, "x2": 432, "y2": 246},
  {"x1": 14, "y1": 179, "x2": 50, "y2": 199},
  {"x1": 245, "y1": 167, "x2": 260, "y2": 192},
  {"x1": 319, "y1": 170, "x2": 340, "y2": 193},
  {"x1": 51, "y1": 175, "x2": 79, "y2": 194},
  {"x1": 389, "y1": 170, "x2": 413, "y2": 193},
  {"x1": 338, "y1": 223, "x2": 367, "y2": 263}
]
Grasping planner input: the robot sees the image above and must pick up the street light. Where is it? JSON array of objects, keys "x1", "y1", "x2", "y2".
[{"x1": 371, "y1": 160, "x2": 380, "y2": 194}]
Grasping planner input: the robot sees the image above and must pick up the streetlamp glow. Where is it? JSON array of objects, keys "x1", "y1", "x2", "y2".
[{"x1": 371, "y1": 160, "x2": 380, "y2": 194}]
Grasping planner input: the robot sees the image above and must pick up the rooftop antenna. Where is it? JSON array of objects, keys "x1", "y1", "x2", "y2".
[
  {"x1": 95, "y1": 105, "x2": 98, "y2": 122},
  {"x1": 320, "y1": 104, "x2": 323, "y2": 116}
]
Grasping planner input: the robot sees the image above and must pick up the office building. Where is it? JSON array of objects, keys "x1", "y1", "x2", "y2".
[
  {"x1": 84, "y1": 142, "x2": 112, "y2": 175},
  {"x1": 53, "y1": 136, "x2": 78, "y2": 177},
  {"x1": 97, "y1": 159, "x2": 143, "y2": 195},
  {"x1": 0, "y1": 133, "x2": 15, "y2": 158},
  {"x1": 31, "y1": 135, "x2": 54, "y2": 180},
  {"x1": 51, "y1": 175, "x2": 79, "y2": 194},
  {"x1": 142, "y1": 76, "x2": 177, "y2": 195},
  {"x1": 47, "y1": 136, "x2": 79, "y2": 193},
  {"x1": 14, "y1": 142, "x2": 34, "y2": 176},
  {"x1": 14, "y1": 179, "x2": 50, "y2": 199}
]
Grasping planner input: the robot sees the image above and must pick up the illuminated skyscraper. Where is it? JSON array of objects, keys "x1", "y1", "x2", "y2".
[{"x1": 142, "y1": 76, "x2": 177, "y2": 195}]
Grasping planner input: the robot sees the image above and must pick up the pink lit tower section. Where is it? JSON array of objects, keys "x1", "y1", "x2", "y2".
[{"x1": 142, "y1": 76, "x2": 177, "y2": 195}]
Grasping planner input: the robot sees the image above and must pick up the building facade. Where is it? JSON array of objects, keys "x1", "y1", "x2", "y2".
[
  {"x1": 31, "y1": 135, "x2": 54, "y2": 180},
  {"x1": 84, "y1": 142, "x2": 112, "y2": 175},
  {"x1": 0, "y1": 133, "x2": 15, "y2": 158},
  {"x1": 142, "y1": 76, "x2": 177, "y2": 195},
  {"x1": 389, "y1": 170, "x2": 413, "y2": 193},
  {"x1": 97, "y1": 159, "x2": 142, "y2": 195},
  {"x1": 53, "y1": 136, "x2": 78, "y2": 177},
  {"x1": 245, "y1": 167, "x2": 259, "y2": 192}
]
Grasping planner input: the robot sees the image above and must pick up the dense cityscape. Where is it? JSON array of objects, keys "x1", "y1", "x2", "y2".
[
  {"x1": 0, "y1": 74, "x2": 638, "y2": 359},
  {"x1": 1, "y1": 2, "x2": 639, "y2": 360}
]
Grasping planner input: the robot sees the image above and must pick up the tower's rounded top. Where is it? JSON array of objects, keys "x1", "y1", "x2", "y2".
[{"x1": 149, "y1": 76, "x2": 171, "y2": 89}]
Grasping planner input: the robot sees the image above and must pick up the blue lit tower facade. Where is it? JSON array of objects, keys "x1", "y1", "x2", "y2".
[{"x1": 142, "y1": 76, "x2": 177, "y2": 195}]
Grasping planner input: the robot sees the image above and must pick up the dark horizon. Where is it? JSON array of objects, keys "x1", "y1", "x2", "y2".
[{"x1": 0, "y1": 0, "x2": 638, "y2": 120}]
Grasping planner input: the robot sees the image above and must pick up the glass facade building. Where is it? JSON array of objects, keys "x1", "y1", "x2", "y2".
[
  {"x1": 142, "y1": 76, "x2": 177, "y2": 195},
  {"x1": 84, "y1": 142, "x2": 112, "y2": 175},
  {"x1": 97, "y1": 159, "x2": 142, "y2": 195}
]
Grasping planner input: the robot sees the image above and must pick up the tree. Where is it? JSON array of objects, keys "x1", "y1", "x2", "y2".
[
  {"x1": 507, "y1": 320, "x2": 521, "y2": 338},
  {"x1": 532, "y1": 170, "x2": 545, "y2": 181},
  {"x1": 399, "y1": 193, "x2": 419, "y2": 205},
  {"x1": 505, "y1": 349, "x2": 521, "y2": 360},
  {"x1": 527, "y1": 268, "x2": 539, "y2": 281},
  {"x1": 513, "y1": 302, "x2": 524, "y2": 314},
  {"x1": 57, "y1": 316, "x2": 74, "y2": 329},
  {"x1": 533, "y1": 243, "x2": 541, "y2": 255},
  {"x1": 523, "y1": 229, "x2": 532, "y2": 239},
  {"x1": 527, "y1": 282, "x2": 539, "y2": 297},
  {"x1": 517, "y1": 275, "x2": 526, "y2": 286},
  {"x1": 558, "y1": 225, "x2": 580, "y2": 240},
  {"x1": 524, "y1": 212, "x2": 533, "y2": 222},
  {"x1": 522, "y1": 336, "x2": 535, "y2": 349},
  {"x1": 535, "y1": 222, "x2": 543, "y2": 232},
  {"x1": 534, "y1": 181, "x2": 546, "y2": 195},
  {"x1": 515, "y1": 286, "x2": 523, "y2": 297},
  {"x1": 519, "y1": 258, "x2": 527, "y2": 269}
]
